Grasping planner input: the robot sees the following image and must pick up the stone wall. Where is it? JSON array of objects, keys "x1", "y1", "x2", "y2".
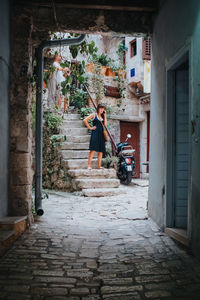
[{"x1": 9, "y1": 13, "x2": 34, "y2": 222}]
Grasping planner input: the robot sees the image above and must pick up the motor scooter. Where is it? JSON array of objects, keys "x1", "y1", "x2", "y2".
[{"x1": 116, "y1": 134, "x2": 136, "y2": 185}]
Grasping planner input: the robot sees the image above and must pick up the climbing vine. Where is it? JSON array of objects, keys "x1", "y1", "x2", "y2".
[{"x1": 42, "y1": 112, "x2": 71, "y2": 190}]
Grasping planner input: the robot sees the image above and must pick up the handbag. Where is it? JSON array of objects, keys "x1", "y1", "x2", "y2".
[
  {"x1": 99, "y1": 119, "x2": 109, "y2": 142},
  {"x1": 103, "y1": 129, "x2": 109, "y2": 142}
]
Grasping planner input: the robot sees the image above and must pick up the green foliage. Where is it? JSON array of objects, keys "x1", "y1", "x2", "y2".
[
  {"x1": 91, "y1": 53, "x2": 111, "y2": 67},
  {"x1": 102, "y1": 156, "x2": 119, "y2": 169},
  {"x1": 90, "y1": 64, "x2": 105, "y2": 104},
  {"x1": 69, "y1": 38, "x2": 98, "y2": 59},
  {"x1": 72, "y1": 89, "x2": 89, "y2": 109},
  {"x1": 43, "y1": 66, "x2": 56, "y2": 84},
  {"x1": 43, "y1": 112, "x2": 63, "y2": 134},
  {"x1": 116, "y1": 42, "x2": 128, "y2": 60},
  {"x1": 42, "y1": 111, "x2": 69, "y2": 190},
  {"x1": 80, "y1": 107, "x2": 95, "y2": 119},
  {"x1": 50, "y1": 134, "x2": 67, "y2": 148}
]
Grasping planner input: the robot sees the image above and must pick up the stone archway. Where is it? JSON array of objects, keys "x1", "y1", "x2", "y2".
[{"x1": 10, "y1": 1, "x2": 157, "y2": 222}]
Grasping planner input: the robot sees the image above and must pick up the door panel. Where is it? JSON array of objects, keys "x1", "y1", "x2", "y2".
[
  {"x1": 120, "y1": 122, "x2": 140, "y2": 178},
  {"x1": 174, "y1": 68, "x2": 189, "y2": 228}
]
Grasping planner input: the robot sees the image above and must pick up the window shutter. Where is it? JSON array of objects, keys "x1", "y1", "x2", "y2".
[{"x1": 142, "y1": 37, "x2": 151, "y2": 60}]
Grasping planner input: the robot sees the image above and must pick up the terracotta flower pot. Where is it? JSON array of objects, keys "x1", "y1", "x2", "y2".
[{"x1": 106, "y1": 67, "x2": 115, "y2": 77}]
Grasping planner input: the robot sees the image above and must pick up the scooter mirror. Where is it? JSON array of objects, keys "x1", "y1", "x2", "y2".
[{"x1": 127, "y1": 134, "x2": 131, "y2": 138}]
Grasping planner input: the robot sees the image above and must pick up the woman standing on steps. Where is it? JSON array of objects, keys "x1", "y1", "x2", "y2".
[{"x1": 83, "y1": 104, "x2": 107, "y2": 169}]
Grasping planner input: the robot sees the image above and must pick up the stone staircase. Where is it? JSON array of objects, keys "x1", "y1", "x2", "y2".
[{"x1": 59, "y1": 113, "x2": 123, "y2": 197}]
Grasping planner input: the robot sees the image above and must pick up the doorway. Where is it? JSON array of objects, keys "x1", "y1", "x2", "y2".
[
  {"x1": 166, "y1": 52, "x2": 190, "y2": 234},
  {"x1": 120, "y1": 121, "x2": 140, "y2": 178}
]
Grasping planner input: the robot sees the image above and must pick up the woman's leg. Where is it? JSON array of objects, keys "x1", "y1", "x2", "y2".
[
  {"x1": 57, "y1": 97, "x2": 62, "y2": 109},
  {"x1": 64, "y1": 97, "x2": 68, "y2": 113},
  {"x1": 88, "y1": 151, "x2": 95, "y2": 169},
  {"x1": 97, "y1": 152, "x2": 103, "y2": 169}
]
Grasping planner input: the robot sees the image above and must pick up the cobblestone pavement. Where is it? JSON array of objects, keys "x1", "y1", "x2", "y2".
[{"x1": 1, "y1": 180, "x2": 200, "y2": 299}]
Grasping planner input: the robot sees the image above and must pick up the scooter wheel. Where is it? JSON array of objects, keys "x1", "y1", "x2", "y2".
[{"x1": 121, "y1": 172, "x2": 132, "y2": 185}]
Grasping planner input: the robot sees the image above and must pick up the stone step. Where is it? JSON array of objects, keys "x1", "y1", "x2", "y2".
[
  {"x1": 0, "y1": 216, "x2": 27, "y2": 234},
  {"x1": 73, "y1": 178, "x2": 120, "y2": 190},
  {"x1": 82, "y1": 187, "x2": 126, "y2": 197},
  {"x1": 0, "y1": 230, "x2": 15, "y2": 257},
  {"x1": 65, "y1": 135, "x2": 90, "y2": 143},
  {"x1": 62, "y1": 120, "x2": 85, "y2": 128},
  {"x1": 61, "y1": 142, "x2": 89, "y2": 150},
  {"x1": 61, "y1": 127, "x2": 89, "y2": 136},
  {"x1": 61, "y1": 150, "x2": 97, "y2": 159},
  {"x1": 63, "y1": 113, "x2": 81, "y2": 120},
  {"x1": 68, "y1": 168, "x2": 116, "y2": 179},
  {"x1": 63, "y1": 159, "x2": 98, "y2": 169}
]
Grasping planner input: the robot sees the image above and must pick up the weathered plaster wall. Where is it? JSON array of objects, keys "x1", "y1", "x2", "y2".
[
  {"x1": 149, "y1": 0, "x2": 200, "y2": 258},
  {"x1": 0, "y1": 0, "x2": 10, "y2": 218}
]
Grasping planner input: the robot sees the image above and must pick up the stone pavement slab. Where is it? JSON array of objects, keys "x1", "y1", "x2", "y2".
[{"x1": 0, "y1": 184, "x2": 200, "y2": 299}]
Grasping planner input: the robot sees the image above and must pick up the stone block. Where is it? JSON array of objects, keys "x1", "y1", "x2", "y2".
[
  {"x1": 11, "y1": 168, "x2": 33, "y2": 185},
  {"x1": 63, "y1": 159, "x2": 98, "y2": 169},
  {"x1": 61, "y1": 150, "x2": 95, "y2": 160},
  {"x1": 100, "y1": 285, "x2": 143, "y2": 294},
  {"x1": 10, "y1": 120, "x2": 29, "y2": 138},
  {"x1": 16, "y1": 136, "x2": 32, "y2": 153},
  {"x1": 68, "y1": 169, "x2": 116, "y2": 179},
  {"x1": 82, "y1": 187, "x2": 125, "y2": 197},
  {"x1": 70, "y1": 288, "x2": 90, "y2": 295},
  {"x1": 0, "y1": 216, "x2": 27, "y2": 235},
  {"x1": 31, "y1": 287, "x2": 68, "y2": 296},
  {"x1": 62, "y1": 120, "x2": 85, "y2": 128},
  {"x1": 10, "y1": 185, "x2": 32, "y2": 202},
  {"x1": 102, "y1": 293, "x2": 140, "y2": 300},
  {"x1": 60, "y1": 127, "x2": 88, "y2": 136},
  {"x1": 74, "y1": 178, "x2": 120, "y2": 190},
  {"x1": 61, "y1": 142, "x2": 89, "y2": 150},
  {"x1": 10, "y1": 153, "x2": 32, "y2": 170},
  {"x1": 144, "y1": 290, "x2": 171, "y2": 298},
  {"x1": 11, "y1": 197, "x2": 32, "y2": 217}
]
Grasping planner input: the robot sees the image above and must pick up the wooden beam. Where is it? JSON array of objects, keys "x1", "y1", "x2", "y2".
[{"x1": 14, "y1": 1, "x2": 157, "y2": 12}]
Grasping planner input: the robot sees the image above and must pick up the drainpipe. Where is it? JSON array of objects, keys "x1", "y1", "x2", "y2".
[{"x1": 35, "y1": 34, "x2": 86, "y2": 216}]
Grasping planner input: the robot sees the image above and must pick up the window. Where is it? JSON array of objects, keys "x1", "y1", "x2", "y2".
[
  {"x1": 142, "y1": 37, "x2": 151, "y2": 60},
  {"x1": 130, "y1": 68, "x2": 135, "y2": 77},
  {"x1": 130, "y1": 39, "x2": 137, "y2": 57}
]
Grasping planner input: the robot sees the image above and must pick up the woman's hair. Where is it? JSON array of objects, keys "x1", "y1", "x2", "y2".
[
  {"x1": 97, "y1": 103, "x2": 106, "y2": 113},
  {"x1": 97, "y1": 103, "x2": 106, "y2": 120}
]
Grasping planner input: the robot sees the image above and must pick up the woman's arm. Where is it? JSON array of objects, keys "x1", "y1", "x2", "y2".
[
  {"x1": 104, "y1": 111, "x2": 107, "y2": 127},
  {"x1": 83, "y1": 113, "x2": 96, "y2": 130}
]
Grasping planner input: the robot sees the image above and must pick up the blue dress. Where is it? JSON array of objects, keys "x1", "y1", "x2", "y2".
[{"x1": 89, "y1": 113, "x2": 106, "y2": 154}]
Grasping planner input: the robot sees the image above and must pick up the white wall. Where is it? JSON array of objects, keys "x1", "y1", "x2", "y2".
[{"x1": 125, "y1": 37, "x2": 144, "y2": 84}]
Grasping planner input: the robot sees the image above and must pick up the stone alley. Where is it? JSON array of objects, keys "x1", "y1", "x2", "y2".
[{"x1": 1, "y1": 181, "x2": 200, "y2": 299}]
